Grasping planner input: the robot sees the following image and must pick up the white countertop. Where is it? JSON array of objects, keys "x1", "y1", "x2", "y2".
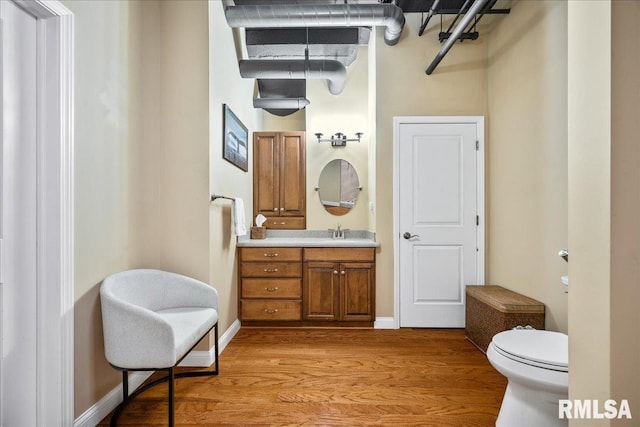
[{"x1": 237, "y1": 229, "x2": 379, "y2": 248}]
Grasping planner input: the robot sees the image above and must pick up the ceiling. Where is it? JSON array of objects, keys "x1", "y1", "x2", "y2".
[{"x1": 225, "y1": 0, "x2": 511, "y2": 116}]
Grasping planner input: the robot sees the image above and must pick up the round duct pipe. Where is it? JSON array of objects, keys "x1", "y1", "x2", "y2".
[
  {"x1": 253, "y1": 97, "x2": 310, "y2": 110},
  {"x1": 224, "y1": 3, "x2": 405, "y2": 46},
  {"x1": 240, "y1": 59, "x2": 346, "y2": 96}
]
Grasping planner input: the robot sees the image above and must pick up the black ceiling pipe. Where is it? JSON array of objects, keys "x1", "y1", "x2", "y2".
[
  {"x1": 425, "y1": 0, "x2": 490, "y2": 75},
  {"x1": 462, "y1": 0, "x2": 499, "y2": 34},
  {"x1": 418, "y1": 0, "x2": 441, "y2": 37}
]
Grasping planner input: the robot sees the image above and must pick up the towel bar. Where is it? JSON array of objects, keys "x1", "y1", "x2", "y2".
[{"x1": 211, "y1": 194, "x2": 234, "y2": 202}]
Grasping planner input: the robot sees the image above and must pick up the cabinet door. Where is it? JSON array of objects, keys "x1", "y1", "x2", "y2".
[
  {"x1": 303, "y1": 262, "x2": 339, "y2": 321},
  {"x1": 279, "y1": 132, "x2": 306, "y2": 218},
  {"x1": 340, "y1": 263, "x2": 375, "y2": 321},
  {"x1": 253, "y1": 133, "x2": 280, "y2": 217}
]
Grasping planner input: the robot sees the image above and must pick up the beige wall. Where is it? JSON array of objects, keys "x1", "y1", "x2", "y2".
[
  {"x1": 208, "y1": 0, "x2": 261, "y2": 333},
  {"x1": 68, "y1": 0, "x2": 143, "y2": 415},
  {"x1": 567, "y1": 0, "x2": 640, "y2": 423},
  {"x1": 568, "y1": 2, "x2": 611, "y2": 426},
  {"x1": 71, "y1": 0, "x2": 220, "y2": 418},
  {"x1": 262, "y1": 109, "x2": 306, "y2": 131},
  {"x1": 611, "y1": 1, "x2": 640, "y2": 421},
  {"x1": 152, "y1": 0, "x2": 211, "y2": 282},
  {"x1": 306, "y1": 47, "x2": 370, "y2": 230},
  {"x1": 486, "y1": 0, "x2": 568, "y2": 333},
  {"x1": 367, "y1": 34, "x2": 377, "y2": 232},
  {"x1": 568, "y1": 1, "x2": 612, "y2": 424},
  {"x1": 375, "y1": 14, "x2": 488, "y2": 318}
]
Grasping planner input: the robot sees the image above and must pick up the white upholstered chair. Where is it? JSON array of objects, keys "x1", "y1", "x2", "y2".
[{"x1": 100, "y1": 269, "x2": 219, "y2": 426}]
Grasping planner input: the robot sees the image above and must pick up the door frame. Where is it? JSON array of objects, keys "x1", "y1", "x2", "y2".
[
  {"x1": 1, "y1": 0, "x2": 74, "y2": 424},
  {"x1": 392, "y1": 116, "x2": 485, "y2": 329}
]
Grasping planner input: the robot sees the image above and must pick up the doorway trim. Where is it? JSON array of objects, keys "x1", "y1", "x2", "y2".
[
  {"x1": 5, "y1": 0, "x2": 75, "y2": 424},
  {"x1": 392, "y1": 116, "x2": 484, "y2": 329}
]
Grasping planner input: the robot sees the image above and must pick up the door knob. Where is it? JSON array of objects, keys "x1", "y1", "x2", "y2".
[{"x1": 403, "y1": 232, "x2": 419, "y2": 240}]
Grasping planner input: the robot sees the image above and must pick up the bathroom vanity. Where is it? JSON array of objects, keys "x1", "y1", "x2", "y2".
[{"x1": 237, "y1": 232, "x2": 378, "y2": 327}]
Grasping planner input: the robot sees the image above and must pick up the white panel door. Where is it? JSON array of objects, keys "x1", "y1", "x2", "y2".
[
  {"x1": 1, "y1": 1, "x2": 38, "y2": 425},
  {"x1": 398, "y1": 121, "x2": 481, "y2": 327}
]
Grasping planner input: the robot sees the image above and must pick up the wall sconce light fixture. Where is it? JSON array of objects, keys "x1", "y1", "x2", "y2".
[{"x1": 315, "y1": 132, "x2": 363, "y2": 147}]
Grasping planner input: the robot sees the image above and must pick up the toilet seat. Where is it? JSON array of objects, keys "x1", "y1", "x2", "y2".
[{"x1": 491, "y1": 330, "x2": 568, "y2": 372}]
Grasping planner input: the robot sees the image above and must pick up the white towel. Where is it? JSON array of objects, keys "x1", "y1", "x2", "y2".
[{"x1": 232, "y1": 197, "x2": 247, "y2": 236}]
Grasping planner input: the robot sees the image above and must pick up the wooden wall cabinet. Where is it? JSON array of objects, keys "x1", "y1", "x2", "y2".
[{"x1": 253, "y1": 131, "x2": 306, "y2": 229}]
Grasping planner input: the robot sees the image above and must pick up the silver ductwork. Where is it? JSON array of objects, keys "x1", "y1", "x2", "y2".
[
  {"x1": 225, "y1": 3, "x2": 405, "y2": 46},
  {"x1": 240, "y1": 59, "x2": 346, "y2": 95},
  {"x1": 253, "y1": 97, "x2": 310, "y2": 110}
]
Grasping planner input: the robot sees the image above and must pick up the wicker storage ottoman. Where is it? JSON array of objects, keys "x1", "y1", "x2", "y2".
[{"x1": 466, "y1": 285, "x2": 545, "y2": 352}]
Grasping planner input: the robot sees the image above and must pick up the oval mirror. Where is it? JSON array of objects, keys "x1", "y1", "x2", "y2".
[{"x1": 317, "y1": 159, "x2": 360, "y2": 216}]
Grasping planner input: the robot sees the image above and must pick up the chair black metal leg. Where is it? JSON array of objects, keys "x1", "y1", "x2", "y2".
[
  {"x1": 109, "y1": 323, "x2": 219, "y2": 426},
  {"x1": 168, "y1": 367, "x2": 175, "y2": 427},
  {"x1": 214, "y1": 323, "x2": 219, "y2": 375},
  {"x1": 122, "y1": 371, "x2": 128, "y2": 401}
]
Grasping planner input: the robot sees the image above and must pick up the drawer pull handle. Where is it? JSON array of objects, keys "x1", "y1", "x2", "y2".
[
  {"x1": 264, "y1": 253, "x2": 279, "y2": 257},
  {"x1": 274, "y1": 222, "x2": 286, "y2": 225},
  {"x1": 264, "y1": 268, "x2": 279, "y2": 273},
  {"x1": 264, "y1": 308, "x2": 279, "y2": 314},
  {"x1": 265, "y1": 287, "x2": 279, "y2": 292}
]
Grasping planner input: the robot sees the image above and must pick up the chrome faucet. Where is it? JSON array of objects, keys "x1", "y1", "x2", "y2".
[{"x1": 329, "y1": 224, "x2": 347, "y2": 239}]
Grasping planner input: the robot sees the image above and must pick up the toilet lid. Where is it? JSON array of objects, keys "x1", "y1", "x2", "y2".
[{"x1": 492, "y1": 330, "x2": 568, "y2": 372}]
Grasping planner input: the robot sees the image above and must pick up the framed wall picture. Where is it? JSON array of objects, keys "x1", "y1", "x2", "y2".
[{"x1": 222, "y1": 104, "x2": 248, "y2": 172}]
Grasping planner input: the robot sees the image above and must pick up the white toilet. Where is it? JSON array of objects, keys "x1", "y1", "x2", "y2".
[{"x1": 487, "y1": 329, "x2": 568, "y2": 427}]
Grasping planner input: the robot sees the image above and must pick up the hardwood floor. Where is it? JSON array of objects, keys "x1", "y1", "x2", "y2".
[{"x1": 98, "y1": 328, "x2": 507, "y2": 426}]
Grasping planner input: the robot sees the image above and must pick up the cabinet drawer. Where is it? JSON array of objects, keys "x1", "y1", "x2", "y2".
[
  {"x1": 242, "y1": 279, "x2": 301, "y2": 299},
  {"x1": 266, "y1": 217, "x2": 305, "y2": 230},
  {"x1": 304, "y1": 248, "x2": 375, "y2": 262},
  {"x1": 241, "y1": 300, "x2": 301, "y2": 321},
  {"x1": 240, "y1": 262, "x2": 302, "y2": 277},
  {"x1": 240, "y1": 247, "x2": 301, "y2": 262}
]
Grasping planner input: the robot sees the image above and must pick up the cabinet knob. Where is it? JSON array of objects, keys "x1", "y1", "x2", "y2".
[
  {"x1": 264, "y1": 268, "x2": 279, "y2": 273},
  {"x1": 333, "y1": 270, "x2": 338, "y2": 275},
  {"x1": 273, "y1": 208, "x2": 278, "y2": 212},
  {"x1": 264, "y1": 308, "x2": 279, "y2": 314},
  {"x1": 341, "y1": 271, "x2": 346, "y2": 275},
  {"x1": 265, "y1": 287, "x2": 279, "y2": 292},
  {"x1": 280, "y1": 207, "x2": 284, "y2": 211}
]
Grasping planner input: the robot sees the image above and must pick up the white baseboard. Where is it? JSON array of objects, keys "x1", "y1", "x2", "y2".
[
  {"x1": 374, "y1": 317, "x2": 397, "y2": 329},
  {"x1": 73, "y1": 371, "x2": 153, "y2": 427},
  {"x1": 179, "y1": 319, "x2": 241, "y2": 367},
  {"x1": 74, "y1": 319, "x2": 242, "y2": 427}
]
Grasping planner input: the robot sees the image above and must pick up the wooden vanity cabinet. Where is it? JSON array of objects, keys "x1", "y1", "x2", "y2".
[
  {"x1": 253, "y1": 132, "x2": 306, "y2": 229},
  {"x1": 238, "y1": 247, "x2": 302, "y2": 322},
  {"x1": 303, "y1": 263, "x2": 340, "y2": 321},
  {"x1": 238, "y1": 246, "x2": 375, "y2": 327},
  {"x1": 303, "y1": 248, "x2": 375, "y2": 324}
]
